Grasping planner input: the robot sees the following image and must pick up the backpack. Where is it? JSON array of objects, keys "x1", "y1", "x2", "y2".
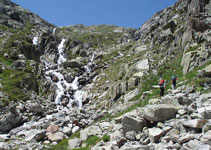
[{"x1": 159, "y1": 80, "x2": 164, "y2": 85}]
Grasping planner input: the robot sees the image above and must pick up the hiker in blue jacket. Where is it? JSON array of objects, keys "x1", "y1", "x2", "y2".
[{"x1": 171, "y1": 75, "x2": 177, "y2": 89}]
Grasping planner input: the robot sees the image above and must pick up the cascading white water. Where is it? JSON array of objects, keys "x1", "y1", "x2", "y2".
[
  {"x1": 57, "y1": 39, "x2": 66, "y2": 65},
  {"x1": 33, "y1": 36, "x2": 39, "y2": 45},
  {"x1": 52, "y1": 27, "x2": 57, "y2": 35},
  {"x1": 84, "y1": 53, "x2": 95, "y2": 73},
  {"x1": 41, "y1": 38, "x2": 96, "y2": 109}
]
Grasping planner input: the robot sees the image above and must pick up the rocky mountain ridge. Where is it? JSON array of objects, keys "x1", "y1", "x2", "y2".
[{"x1": 0, "y1": 0, "x2": 210, "y2": 149}]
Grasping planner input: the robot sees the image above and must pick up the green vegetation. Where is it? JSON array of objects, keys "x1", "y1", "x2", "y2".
[
  {"x1": 102, "y1": 134, "x2": 110, "y2": 142},
  {"x1": 185, "y1": 61, "x2": 211, "y2": 91},
  {"x1": 57, "y1": 25, "x2": 127, "y2": 49},
  {"x1": 93, "y1": 43, "x2": 143, "y2": 92},
  {"x1": 0, "y1": 69, "x2": 27, "y2": 105},
  {"x1": 46, "y1": 132, "x2": 80, "y2": 150},
  {"x1": 85, "y1": 136, "x2": 101, "y2": 147},
  {"x1": 46, "y1": 138, "x2": 69, "y2": 150},
  {"x1": 47, "y1": 133, "x2": 102, "y2": 150}
]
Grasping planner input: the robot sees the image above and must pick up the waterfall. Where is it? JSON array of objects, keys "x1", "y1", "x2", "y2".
[
  {"x1": 52, "y1": 28, "x2": 56, "y2": 35},
  {"x1": 57, "y1": 39, "x2": 66, "y2": 65},
  {"x1": 33, "y1": 36, "x2": 39, "y2": 45},
  {"x1": 41, "y1": 38, "x2": 96, "y2": 109},
  {"x1": 84, "y1": 53, "x2": 95, "y2": 73}
]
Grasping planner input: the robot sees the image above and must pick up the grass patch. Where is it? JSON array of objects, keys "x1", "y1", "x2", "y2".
[
  {"x1": 85, "y1": 136, "x2": 101, "y2": 147},
  {"x1": 0, "y1": 69, "x2": 28, "y2": 105},
  {"x1": 185, "y1": 61, "x2": 211, "y2": 91},
  {"x1": 141, "y1": 54, "x2": 183, "y2": 94},
  {"x1": 46, "y1": 138, "x2": 69, "y2": 150},
  {"x1": 57, "y1": 25, "x2": 127, "y2": 49},
  {"x1": 0, "y1": 55, "x2": 13, "y2": 66},
  {"x1": 102, "y1": 134, "x2": 110, "y2": 142},
  {"x1": 45, "y1": 132, "x2": 80, "y2": 150}
]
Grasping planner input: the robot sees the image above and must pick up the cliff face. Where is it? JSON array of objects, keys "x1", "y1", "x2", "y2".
[
  {"x1": 0, "y1": 0, "x2": 211, "y2": 149},
  {"x1": 0, "y1": 0, "x2": 54, "y2": 30}
]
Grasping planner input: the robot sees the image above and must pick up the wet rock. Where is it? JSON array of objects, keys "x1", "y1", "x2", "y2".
[
  {"x1": 51, "y1": 74, "x2": 59, "y2": 82},
  {"x1": 78, "y1": 77, "x2": 87, "y2": 86},
  {"x1": 64, "y1": 75, "x2": 74, "y2": 83},
  {"x1": 63, "y1": 60, "x2": 82, "y2": 69},
  {"x1": 143, "y1": 104, "x2": 178, "y2": 122},
  {"x1": 61, "y1": 96, "x2": 69, "y2": 106}
]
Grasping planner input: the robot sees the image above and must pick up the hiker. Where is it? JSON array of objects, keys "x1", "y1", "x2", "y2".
[
  {"x1": 171, "y1": 75, "x2": 177, "y2": 89},
  {"x1": 159, "y1": 79, "x2": 165, "y2": 96}
]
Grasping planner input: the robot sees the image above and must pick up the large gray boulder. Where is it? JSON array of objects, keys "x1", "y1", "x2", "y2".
[
  {"x1": 0, "y1": 111, "x2": 24, "y2": 134},
  {"x1": 143, "y1": 104, "x2": 178, "y2": 122},
  {"x1": 110, "y1": 82, "x2": 127, "y2": 101},
  {"x1": 63, "y1": 60, "x2": 82, "y2": 69},
  {"x1": 122, "y1": 115, "x2": 146, "y2": 135},
  {"x1": 183, "y1": 119, "x2": 208, "y2": 129},
  {"x1": 124, "y1": 88, "x2": 140, "y2": 103},
  {"x1": 29, "y1": 103, "x2": 44, "y2": 115}
]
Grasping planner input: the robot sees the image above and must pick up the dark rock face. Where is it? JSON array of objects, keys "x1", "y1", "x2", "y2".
[
  {"x1": 0, "y1": 111, "x2": 24, "y2": 134},
  {"x1": 0, "y1": 0, "x2": 54, "y2": 31}
]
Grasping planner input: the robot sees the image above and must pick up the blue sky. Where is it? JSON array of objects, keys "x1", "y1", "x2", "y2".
[{"x1": 12, "y1": 0, "x2": 177, "y2": 28}]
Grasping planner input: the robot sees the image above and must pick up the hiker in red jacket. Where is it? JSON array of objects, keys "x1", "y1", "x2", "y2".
[{"x1": 159, "y1": 79, "x2": 165, "y2": 96}]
